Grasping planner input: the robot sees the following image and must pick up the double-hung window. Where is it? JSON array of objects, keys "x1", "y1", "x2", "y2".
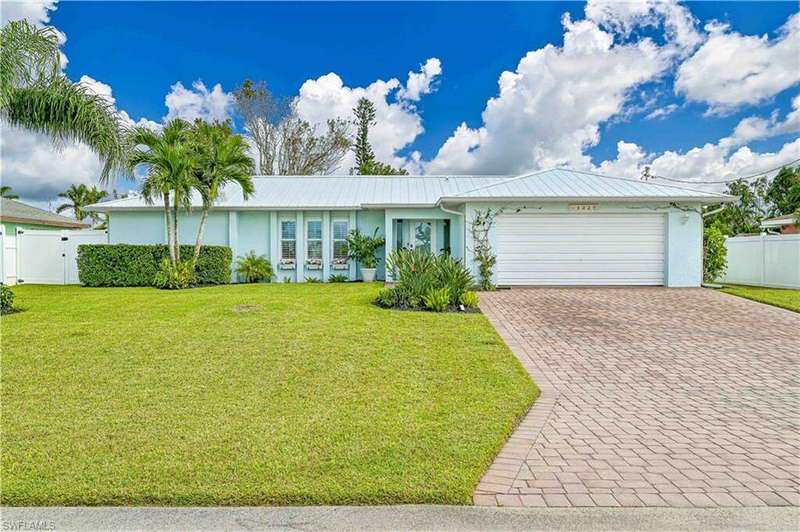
[
  {"x1": 332, "y1": 220, "x2": 349, "y2": 262},
  {"x1": 280, "y1": 219, "x2": 296, "y2": 260},
  {"x1": 306, "y1": 220, "x2": 322, "y2": 261}
]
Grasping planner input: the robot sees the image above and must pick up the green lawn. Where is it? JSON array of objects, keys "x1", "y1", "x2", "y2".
[
  {"x1": 721, "y1": 284, "x2": 800, "y2": 313},
  {"x1": 1, "y1": 283, "x2": 537, "y2": 506}
]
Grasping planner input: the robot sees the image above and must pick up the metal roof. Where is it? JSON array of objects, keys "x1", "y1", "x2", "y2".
[
  {"x1": 89, "y1": 170, "x2": 734, "y2": 211},
  {"x1": 761, "y1": 213, "x2": 798, "y2": 227},
  {"x1": 1, "y1": 198, "x2": 88, "y2": 228},
  {"x1": 444, "y1": 168, "x2": 735, "y2": 202}
]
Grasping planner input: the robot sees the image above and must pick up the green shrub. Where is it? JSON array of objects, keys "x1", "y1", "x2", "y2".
[
  {"x1": 346, "y1": 228, "x2": 385, "y2": 268},
  {"x1": 153, "y1": 259, "x2": 197, "y2": 290},
  {"x1": 704, "y1": 220, "x2": 728, "y2": 282},
  {"x1": 375, "y1": 287, "x2": 398, "y2": 308},
  {"x1": 77, "y1": 244, "x2": 232, "y2": 287},
  {"x1": 433, "y1": 254, "x2": 474, "y2": 305},
  {"x1": 235, "y1": 251, "x2": 273, "y2": 283},
  {"x1": 328, "y1": 274, "x2": 348, "y2": 283},
  {"x1": 385, "y1": 249, "x2": 474, "y2": 311},
  {"x1": 305, "y1": 277, "x2": 322, "y2": 283},
  {"x1": 460, "y1": 291, "x2": 480, "y2": 309},
  {"x1": 423, "y1": 287, "x2": 450, "y2": 312},
  {"x1": 1, "y1": 285, "x2": 15, "y2": 315}
]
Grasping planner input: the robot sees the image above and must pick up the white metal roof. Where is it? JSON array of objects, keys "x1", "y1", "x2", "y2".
[
  {"x1": 761, "y1": 213, "x2": 798, "y2": 228},
  {"x1": 89, "y1": 170, "x2": 734, "y2": 211},
  {"x1": 444, "y1": 168, "x2": 735, "y2": 202}
]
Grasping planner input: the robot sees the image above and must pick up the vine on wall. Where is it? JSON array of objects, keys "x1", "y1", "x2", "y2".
[{"x1": 470, "y1": 208, "x2": 503, "y2": 291}]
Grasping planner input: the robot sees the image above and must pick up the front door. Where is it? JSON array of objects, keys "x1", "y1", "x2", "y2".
[{"x1": 394, "y1": 219, "x2": 436, "y2": 252}]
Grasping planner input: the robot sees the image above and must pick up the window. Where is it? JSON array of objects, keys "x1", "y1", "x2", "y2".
[
  {"x1": 306, "y1": 220, "x2": 322, "y2": 260},
  {"x1": 332, "y1": 220, "x2": 349, "y2": 261},
  {"x1": 280, "y1": 220, "x2": 296, "y2": 260}
]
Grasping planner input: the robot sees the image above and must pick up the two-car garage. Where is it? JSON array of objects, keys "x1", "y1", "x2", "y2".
[{"x1": 494, "y1": 213, "x2": 667, "y2": 286}]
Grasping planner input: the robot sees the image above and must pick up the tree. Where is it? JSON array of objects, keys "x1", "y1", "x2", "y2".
[
  {"x1": 0, "y1": 186, "x2": 18, "y2": 199},
  {"x1": 1, "y1": 20, "x2": 125, "y2": 181},
  {"x1": 126, "y1": 119, "x2": 196, "y2": 266},
  {"x1": 56, "y1": 184, "x2": 107, "y2": 224},
  {"x1": 233, "y1": 80, "x2": 351, "y2": 175},
  {"x1": 764, "y1": 166, "x2": 800, "y2": 217},
  {"x1": 707, "y1": 178, "x2": 768, "y2": 235},
  {"x1": 350, "y1": 97, "x2": 407, "y2": 176},
  {"x1": 703, "y1": 220, "x2": 728, "y2": 283},
  {"x1": 189, "y1": 120, "x2": 255, "y2": 260}
]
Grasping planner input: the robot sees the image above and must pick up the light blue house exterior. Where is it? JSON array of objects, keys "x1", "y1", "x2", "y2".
[{"x1": 91, "y1": 169, "x2": 734, "y2": 287}]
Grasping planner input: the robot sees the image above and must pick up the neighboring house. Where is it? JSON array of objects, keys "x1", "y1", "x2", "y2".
[
  {"x1": 88, "y1": 168, "x2": 735, "y2": 287},
  {"x1": 760, "y1": 213, "x2": 799, "y2": 234},
  {"x1": 1, "y1": 197, "x2": 89, "y2": 234}
]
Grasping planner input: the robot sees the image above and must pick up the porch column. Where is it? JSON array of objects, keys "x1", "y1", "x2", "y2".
[
  {"x1": 269, "y1": 212, "x2": 278, "y2": 264},
  {"x1": 296, "y1": 211, "x2": 305, "y2": 282},
  {"x1": 322, "y1": 211, "x2": 331, "y2": 281},
  {"x1": 384, "y1": 210, "x2": 394, "y2": 282},
  {"x1": 349, "y1": 211, "x2": 357, "y2": 280}
]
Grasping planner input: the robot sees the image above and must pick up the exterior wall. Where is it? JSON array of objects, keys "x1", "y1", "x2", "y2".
[
  {"x1": 781, "y1": 224, "x2": 799, "y2": 235},
  {"x1": 462, "y1": 202, "x2": 703, "y2": 287},
  {"x1": 109, "y1": 211, "x2": 166, "y2": 244},
  {"x1": 356, "y1": 210, "x2": 386, "y2": 280}
]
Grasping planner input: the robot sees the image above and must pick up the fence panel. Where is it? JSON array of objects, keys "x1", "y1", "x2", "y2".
[
  {"x1": 12, "y1": 229, "x2": 108, "y2": 285},
  {"x1": 2, "y1": 232, "x2": 18, "y2": 285},
  {"x1": 721, "y1": 234, "x2": 800, "y2": 289}
]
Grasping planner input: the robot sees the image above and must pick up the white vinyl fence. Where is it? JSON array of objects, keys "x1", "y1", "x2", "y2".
[
  {"x1": 720, "y1": 234, "x2": 800, "y2": 289},
  {"x1": 0, "y1": 228, "x2": 108, "y2": 285}
]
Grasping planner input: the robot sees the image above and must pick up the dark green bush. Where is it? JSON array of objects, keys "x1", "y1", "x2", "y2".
[
  {"x1": 328, "y1": 274, "x2": 348, "y2": 283},
  {"x1": 382, "y1": 249, "x2": 475, "y2": 312},
  {"x1": 1, "y1": 285, "x2": 15, "y2": 314},
  {"x1": 77, "y1": 244, "x2": 232, "y2": 287}
]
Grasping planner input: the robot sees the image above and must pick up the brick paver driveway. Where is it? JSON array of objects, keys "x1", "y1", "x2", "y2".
[{"x1": 475, "y1": 288, "x2": 799, "y2": 508}]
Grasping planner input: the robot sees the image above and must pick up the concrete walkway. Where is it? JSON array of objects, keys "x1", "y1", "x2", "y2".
[
  {"x1": 476, "y1": 288, "x2": 800, "y2": 508},
  {"x1": 3, "y1": 506, "x2": 798, "y2": 531}
]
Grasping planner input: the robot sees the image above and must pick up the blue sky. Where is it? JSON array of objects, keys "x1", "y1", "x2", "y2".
[{"x1": 3, "y1": 1, "x2": 799, "y2": 204}]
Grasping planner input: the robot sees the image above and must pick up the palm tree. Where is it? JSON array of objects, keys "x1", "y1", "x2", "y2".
[
  {"x1": 0, "y1": 186, "x2": 19, "y2": 199},
  {"x1": 56, "y1": 184, "x2": 107, "y2": 224},
  {"x1": 1, "y1": 20, "x2": 125, "y2": 181},
  {"x1": 190, "y1": 120, "x2": 255, "y2": 260},
  {"x1": 126, "y1": 119, "x2": 196, "y2": 266}
]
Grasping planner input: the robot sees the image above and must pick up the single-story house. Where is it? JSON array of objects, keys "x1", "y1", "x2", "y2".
[
  {"x1": 1, "y1": 197, "x2": 89, "y2": 234},
  {"x1": 88, "y1": 168, "x2": 735, "y2": 287},
  {"x1": 760, "y1": 213, "x2": 799, "y2": 234}
]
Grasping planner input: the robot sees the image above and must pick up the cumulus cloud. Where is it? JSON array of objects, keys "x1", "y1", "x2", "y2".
[
  {"x1": 675, "y1": 13, "x2": 800, "y2": 113},
  {"x1": 164, "y1": 81, "x2": 234, "y2": 123},
  {"x1": 585, "y1": 0, "x2": 702, "y2": 54},
  {"x1": 645, "y1": 103, "x2": 679, "y2": 120},
  {"x1": 425, "y1": 12, "x2": 670, "y2": 174},
  {"x1": 397, "y1": 58, "x2": 442, "y2": 102},
  {"x1": 295, "y1": 57, "x2": 442, "y2": 171},
  {"x1": 596, "y1": 98, "x2": 800, "y2": 190},
  {"x1": 0, "y1": 0, "x2": 57, "y2": 26}
]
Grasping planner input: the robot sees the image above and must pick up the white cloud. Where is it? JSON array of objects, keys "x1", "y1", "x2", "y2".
[
  {"x1": 425, "y1": 13, "x2": 670, "y2": 174},
  {"x1": 0, "y1": 0, "x2": 57, "y2": 26},
  {"x1": 294, "y1": 58, "x2": 441, "y2": 172},
  {"x1": 164, "y1": 81, "x2": 234, "y2": 123},
  {"x1": 596, "y1": 99, "x2": 800, "y2": 190},
  {"x1": 398, "y1": 58, "x2": 442, "y2": 102},
  {"x1": 585, "y1": 0, "x2": 702, "y2": 54},
  {"x1": 675, "y1": 13, "x2": 800, "y2": 113},
  {"x1": 0, "y1": 125, "x2": 104, "y2": 202},
  {"x1": 645, "y1": 103, "x2": 679, "y2": 120}
]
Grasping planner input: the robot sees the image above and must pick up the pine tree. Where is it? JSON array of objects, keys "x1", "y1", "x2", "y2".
[{"x1": 350, "y1": 97, "x2": 407, "y2": 175}]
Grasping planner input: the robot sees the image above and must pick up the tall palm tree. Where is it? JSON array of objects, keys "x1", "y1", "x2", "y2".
[
  {"x1": 56, "y1": 184, "x2": 108, "y2": 224},
  {"x1": 126, "y1": 119, "x2": 196, "y2": 266},
  {"x1": 1, "y1": 20, "x2": 125, "y2": 181},
  {"x1": 190, "y1": 120, "x2": 255, "y2": 260},
  {"x1": 0, "y1": 186, "x2": 19, "y2": 199}
]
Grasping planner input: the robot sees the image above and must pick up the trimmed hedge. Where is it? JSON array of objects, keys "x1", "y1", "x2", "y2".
[{"x1": 77, "y1": 244, "x2": 232, "y2": 287}]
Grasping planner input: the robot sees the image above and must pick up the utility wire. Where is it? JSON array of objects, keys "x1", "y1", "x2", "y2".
[{"x1": 641, "y1": 157, "x2": 800, "y2": 185}]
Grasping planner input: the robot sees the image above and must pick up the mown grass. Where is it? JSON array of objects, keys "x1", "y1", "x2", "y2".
[
  {"x1": 1, "y1": 283, "x2": 537, "y2": 506},
  {"x1": 721, "y1": 284, "x2": 800, "y2": 313}
]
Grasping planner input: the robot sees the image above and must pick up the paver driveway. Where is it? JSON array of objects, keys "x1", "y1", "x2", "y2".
[{"x1": 475, "y1": 288, "x2": 799, "y2": 508}]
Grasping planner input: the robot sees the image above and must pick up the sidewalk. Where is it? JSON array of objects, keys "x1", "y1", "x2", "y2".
[{"x1": 3, "y1": 506, "x2": 798, "y2": 531}]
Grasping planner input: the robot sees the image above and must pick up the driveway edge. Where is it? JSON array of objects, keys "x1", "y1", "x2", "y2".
[{"x1": 473, "y1": 294, "x2": 559, "y2": 506}]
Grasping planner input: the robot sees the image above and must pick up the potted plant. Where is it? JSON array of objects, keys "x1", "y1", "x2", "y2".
[{"x1": 346, "y1": 228, "x2": 385, "y2": 282}]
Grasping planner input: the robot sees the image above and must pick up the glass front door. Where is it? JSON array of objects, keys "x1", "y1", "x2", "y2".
[{"x1": 394, "y1": 219, "x2": 436, "y2": 252}]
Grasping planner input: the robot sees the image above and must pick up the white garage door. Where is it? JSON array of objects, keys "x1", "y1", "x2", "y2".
[{"x1": 495, "y1": 213, "x2": 666, "y2": 286}]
